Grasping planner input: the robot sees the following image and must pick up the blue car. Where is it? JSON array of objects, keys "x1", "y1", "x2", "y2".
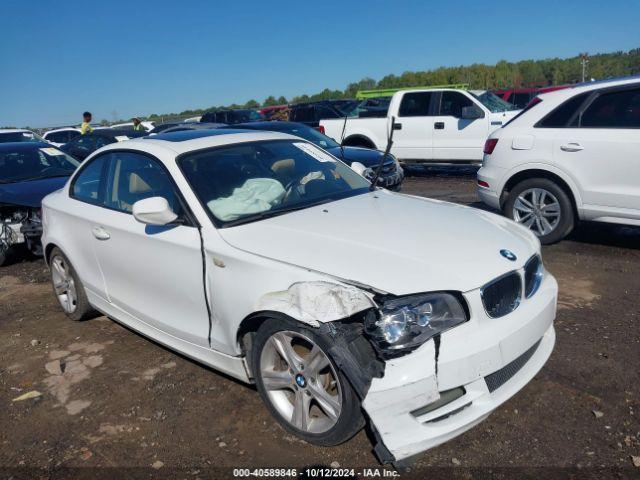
[
  {"x1": 230, "y1": 122, "x2": 404, "y2": 190},
  {"x1": 0, "y1": 142, "x2": 79, "y2": 265}
]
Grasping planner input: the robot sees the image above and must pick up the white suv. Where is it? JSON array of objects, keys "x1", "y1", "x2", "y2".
[{"x1": 477, "y1": 76, "x2": 640, "y2": 244}]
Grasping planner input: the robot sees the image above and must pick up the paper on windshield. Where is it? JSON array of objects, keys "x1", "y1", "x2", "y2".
[
  {"x1": 207, "y1": 178, "x2": 285, "y2": 221},
  {"x1": 293, "y1": 142, "x2": 336, "y2": 163},
  {"x1": 40, "y1": 147, "x2": 64, "y2": 156}
]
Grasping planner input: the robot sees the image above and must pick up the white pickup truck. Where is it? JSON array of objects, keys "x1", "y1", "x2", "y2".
[{"x1": 321, "y1": 88, "x2": 520, "y2": 163}]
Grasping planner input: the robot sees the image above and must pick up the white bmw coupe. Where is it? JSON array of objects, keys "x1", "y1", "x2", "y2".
[{"x1": 42, "y1": 128, "x2": 557, "y2": 466}]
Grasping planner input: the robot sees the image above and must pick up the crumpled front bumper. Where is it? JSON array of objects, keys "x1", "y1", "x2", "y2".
[{"x1": 362, "y1": 273, "x2": 557, "y2": 462}]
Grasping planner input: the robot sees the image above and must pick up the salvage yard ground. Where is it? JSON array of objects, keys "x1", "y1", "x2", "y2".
[{"x1": 1, "y1": 170, "x2": 639, "y2": 478}]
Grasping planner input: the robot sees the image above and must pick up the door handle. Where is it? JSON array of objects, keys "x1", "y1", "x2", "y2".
[
  {"x1": 92, "y1": 226, "x2": 110, "y2": 241},
  {"x1": 434, "y1": 122, "x2": 445, "y2": 130},
  {"x1": 392, "y1": 123, "x2": 402, "y2": 130},
  {"x1": 560, "y1": 142, "x2": 584, "y2": 152}
]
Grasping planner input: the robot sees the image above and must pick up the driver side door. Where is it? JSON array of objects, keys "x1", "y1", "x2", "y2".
[{"x1": 91, "y1": 150, "x2": 211, "y2": 346}]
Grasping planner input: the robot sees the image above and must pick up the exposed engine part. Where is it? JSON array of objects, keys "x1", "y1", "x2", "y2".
[{"x1": 0, "y1": 205, "x2": 43, "y2": 258}]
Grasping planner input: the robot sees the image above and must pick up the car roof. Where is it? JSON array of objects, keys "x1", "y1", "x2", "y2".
[
  {"x1": 162, "y1": 122, "x2": 227, "y2": 132},
  {"x1": 538, "y1": 74, "x2": 640, "y2": 101},
  {"x1": 0, "y1": 141, "x2": 51, "y2": 151},
  {"x1": 230, "y1": 121, "x2": 308, "y2": 130},
  {"x1": 0, "y1": 128, "x2": 34, "y2": 134},
  {"x1": 44, "y1": 127, "x2": 80, "y2": 134},
  {"x1": 104, "y1": 129, "x2": 300, "y2": 158}
]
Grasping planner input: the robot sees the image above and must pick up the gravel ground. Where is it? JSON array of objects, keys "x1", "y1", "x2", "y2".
[{"x1": 1, "y1": 170, "x2": 638, "y2": 479}]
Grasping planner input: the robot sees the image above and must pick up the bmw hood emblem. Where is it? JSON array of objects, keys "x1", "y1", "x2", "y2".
[{"x1": 500, "y1": 249, "x2": 517, "y2": 261}]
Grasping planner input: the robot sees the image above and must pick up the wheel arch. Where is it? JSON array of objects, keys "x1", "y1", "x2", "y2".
[
  {"x1": 342, "y1": 134, "x2": 376, "y2": 149},
  {"x1": 501, "y1": 167, "x2": 581, "y2": 216}
]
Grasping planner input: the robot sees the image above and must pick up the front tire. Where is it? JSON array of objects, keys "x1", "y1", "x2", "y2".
[
  {"x1": 504, "y1": 178, "x2": 575, "y2": 244},
  {"x1": 252, "y1": 318, "x2": 364, "y2": 446},
  {"x1": 49, "y1": 247, "x2": 95, "y2": 321}
]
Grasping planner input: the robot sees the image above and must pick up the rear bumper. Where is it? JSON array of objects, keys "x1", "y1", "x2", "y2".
[
  {"x1": 477, "y1": 163, "x2": 507, "y2": 210},
  {"x1": 363, "y1": 273, "x2": 557, "y2": 462}
]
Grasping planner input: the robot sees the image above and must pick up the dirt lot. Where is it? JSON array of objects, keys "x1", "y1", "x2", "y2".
[{"x1": 1, "y1": 170, "x2": 639, "y2": 479}]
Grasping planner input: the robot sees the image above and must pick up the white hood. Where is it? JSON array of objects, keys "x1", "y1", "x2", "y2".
[{"x1": 218, "y1": 190, "x2": 539, "y2": 295}]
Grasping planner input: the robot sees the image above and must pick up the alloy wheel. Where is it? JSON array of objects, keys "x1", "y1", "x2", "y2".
[
  {"x1": 51, "y1": 255, "x2": 78, "y2": 314},
  {"x1": 260, "y1": 330, "x2": 342, "y2": 434},
  {"x1": 513, "y1": 187, "x2": 561, "y2": 236}
]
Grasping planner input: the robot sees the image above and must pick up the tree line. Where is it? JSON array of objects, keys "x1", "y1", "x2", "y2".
[{"x1": 146, "y1": 48, "x2": 640, "y2": 122}]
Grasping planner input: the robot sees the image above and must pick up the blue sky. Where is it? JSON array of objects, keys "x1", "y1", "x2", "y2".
[{"x1": 1, "y1": 0, "x2": 638, "y2": 127}]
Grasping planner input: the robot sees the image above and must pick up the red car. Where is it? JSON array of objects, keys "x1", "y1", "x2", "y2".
[
  {"x1": 258, "y1": 105, "x2": 289, "y2": 119},
  {"x1": 493, "y1": 85, "x2": 570, "y2": 109}
]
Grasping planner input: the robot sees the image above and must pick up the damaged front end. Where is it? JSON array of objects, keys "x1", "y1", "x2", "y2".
[{"x1": 0, "y1": 204, "x2": 43, "y2": 264}]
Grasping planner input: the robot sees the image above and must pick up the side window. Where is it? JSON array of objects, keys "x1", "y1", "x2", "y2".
[
  {"x1": 536, "y1": 92, "x2": 590, "y2": 128},
  {"x1": 439, "y1": 91, "x2": 474, "y2": 117},
  {"x1": 399, "y1": 92, "x2": 433, "y2": 117},
  {"x1": 68, "y1": 130, "x2": 81, "y2": 142},
  {"x1": 71, "y1": 155, "x2": 109, "y2": 204},
  {"x1": 315, "y1": 106, "x2": 341, "y2": 120},
  {"x1": 291, "y1": 107, "x2": 313, "y2": 122},
  {"x1": 512, "y1": 92, "x2": 533, "y2": 110},
  {"x1": 580, "y1": 88, "x2": 640, "y2": 128},
  {"x1": 103, "y1": 152, "x2": 182, "y2": 215},
  {"x1": 94, "y1": 136, "x2": 114, "y2": 148}
]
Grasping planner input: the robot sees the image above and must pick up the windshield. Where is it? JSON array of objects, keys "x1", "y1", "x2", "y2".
[
  {"x1": 0, "y1": 131, "x2": 46, "y2": 143},
  {"x1": 268, "y1": 124, "x2": 340, "y2": 149},
  {"x1": 179, "y1": 139, "x2": 370, "y2": 227},
  {"x1": 471, "y1": 91, "x2": 519, "y2": 112},
  {"x1": 0, "y1": 146, "x2": 79, "y2": 183}
]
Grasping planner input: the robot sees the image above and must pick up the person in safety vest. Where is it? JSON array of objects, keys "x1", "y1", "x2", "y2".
[
  {"x1": 132, "y1": 117, "x2": 146, "y2": 131},
  {"x1": 80, "y1": 112, "x2": 93, "y2": 134}
]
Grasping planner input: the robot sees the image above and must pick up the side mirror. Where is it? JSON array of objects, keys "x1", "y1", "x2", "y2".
[
  {"x1": 132, "y1": 197, "x2": 178, "y2": 226},
  {"x1": 350, "y1": 161, "x2": 367, "y2": 176},
  {"x1": 461, "y1": 106, "x2": 485, "y2": 119}
]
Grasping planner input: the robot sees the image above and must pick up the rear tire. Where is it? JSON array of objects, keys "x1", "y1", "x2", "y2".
[
  {"x1": 504, "y1": 178, "x2": 575, "y2": 244},
  {"x1": 252, "y1": 317, "x2": 364, "y2": 446},
  {"x1": 49, "y1": 247, "x2": 95, "y2": 321}
]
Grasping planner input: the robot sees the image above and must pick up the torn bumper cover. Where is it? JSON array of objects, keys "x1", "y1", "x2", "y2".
[{"x1": 362, "y1": 274, "x2": 557, "y2": 463}]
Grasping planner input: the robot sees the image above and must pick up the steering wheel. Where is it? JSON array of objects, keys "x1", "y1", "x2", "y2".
[{"x1": 282, "y1": 173, "x2": 309, "y2": 204}]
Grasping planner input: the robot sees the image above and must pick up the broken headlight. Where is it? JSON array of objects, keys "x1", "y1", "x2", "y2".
[{"x1": 365, "y1": 293, "x2": 468, "y2": 355}]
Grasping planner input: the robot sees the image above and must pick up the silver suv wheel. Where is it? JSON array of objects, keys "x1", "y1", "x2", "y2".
[{"x1": 513, "y1": 187, "x2": 561, "y2": 236}]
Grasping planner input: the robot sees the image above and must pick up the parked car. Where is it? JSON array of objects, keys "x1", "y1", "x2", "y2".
[
  {"x1": 110, "y1": 121, "x2": 155, "y2": 132},
  {"x1": 478, "y1": 76, "x2": 640, "y2": 244},
  {"x1": 159, "y1": 122, "x2": 227, "y2": 133},
  {"x1": 259, "y1": 105, "x2": 289, "y2": 120},
  {"x1": 42, "y1": 129, "x2": 556, "y2": 466},
  {"x1": 59, "y1": 130, "x2": 147, "y2": 161},
  {"x1": 42, "y1": 127, "x2": 81, "y2": 147},
  {"x1": 0, "y1": 129, "x2": 46, "y2": 144},
  {"x1": 147, "y1": 122, "x2": 184, "y2": 135},
  {"x1": 200, "y1": 109, "x2": 264, "y2": 124},
  {"x1": 289, "y1": 101, "x2": 357, "y2": 130},
  {"x1": 0, "y1": 142, "x2": 79, "y2": 265},
  {"x1": 321, "y1": 88, "x2": 519, "y2": 163},
  {"x1": 493, "y1": 85, "x2": 570, "y2": 110},
  {"x1": 231, "y1": 121, "x2": 404, "y2": 190}
]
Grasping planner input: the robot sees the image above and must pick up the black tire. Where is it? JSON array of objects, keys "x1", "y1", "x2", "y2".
[
  {"x1": 504, "y1": 178, "x2": 575, "y2": 245},
  {"x1": 48, "y1": 247, "x2": 95, "y2": 321},
  {"x1": 343, "y1": 137, "x2": 375, "y2": 149},
  {"x1": 252, "y1": 317, "x2": 364, "y2": 446},
  {"x1": 0, "y1": 248, "x2": 8, "y2": 267}
]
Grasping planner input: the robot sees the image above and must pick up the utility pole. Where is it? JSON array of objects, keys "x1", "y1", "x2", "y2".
[{"x1": 580, "y1": 53, "x2": 589, "y2": 82}]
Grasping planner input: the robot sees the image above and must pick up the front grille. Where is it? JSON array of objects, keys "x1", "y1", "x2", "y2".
[
  {"x1": 485, "y1": 339, "x2": 541, "y2": 393},
  {"x1": 524, "y1": 255, "x2": 543, "y2": 298},
  {"x1": 481, "y1": 272, "x2": 522, "y2": 318}
]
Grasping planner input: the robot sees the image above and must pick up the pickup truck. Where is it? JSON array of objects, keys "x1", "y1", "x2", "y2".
[{"x1": 321, "y1": 88, "x2": 520, "y2": 163}]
